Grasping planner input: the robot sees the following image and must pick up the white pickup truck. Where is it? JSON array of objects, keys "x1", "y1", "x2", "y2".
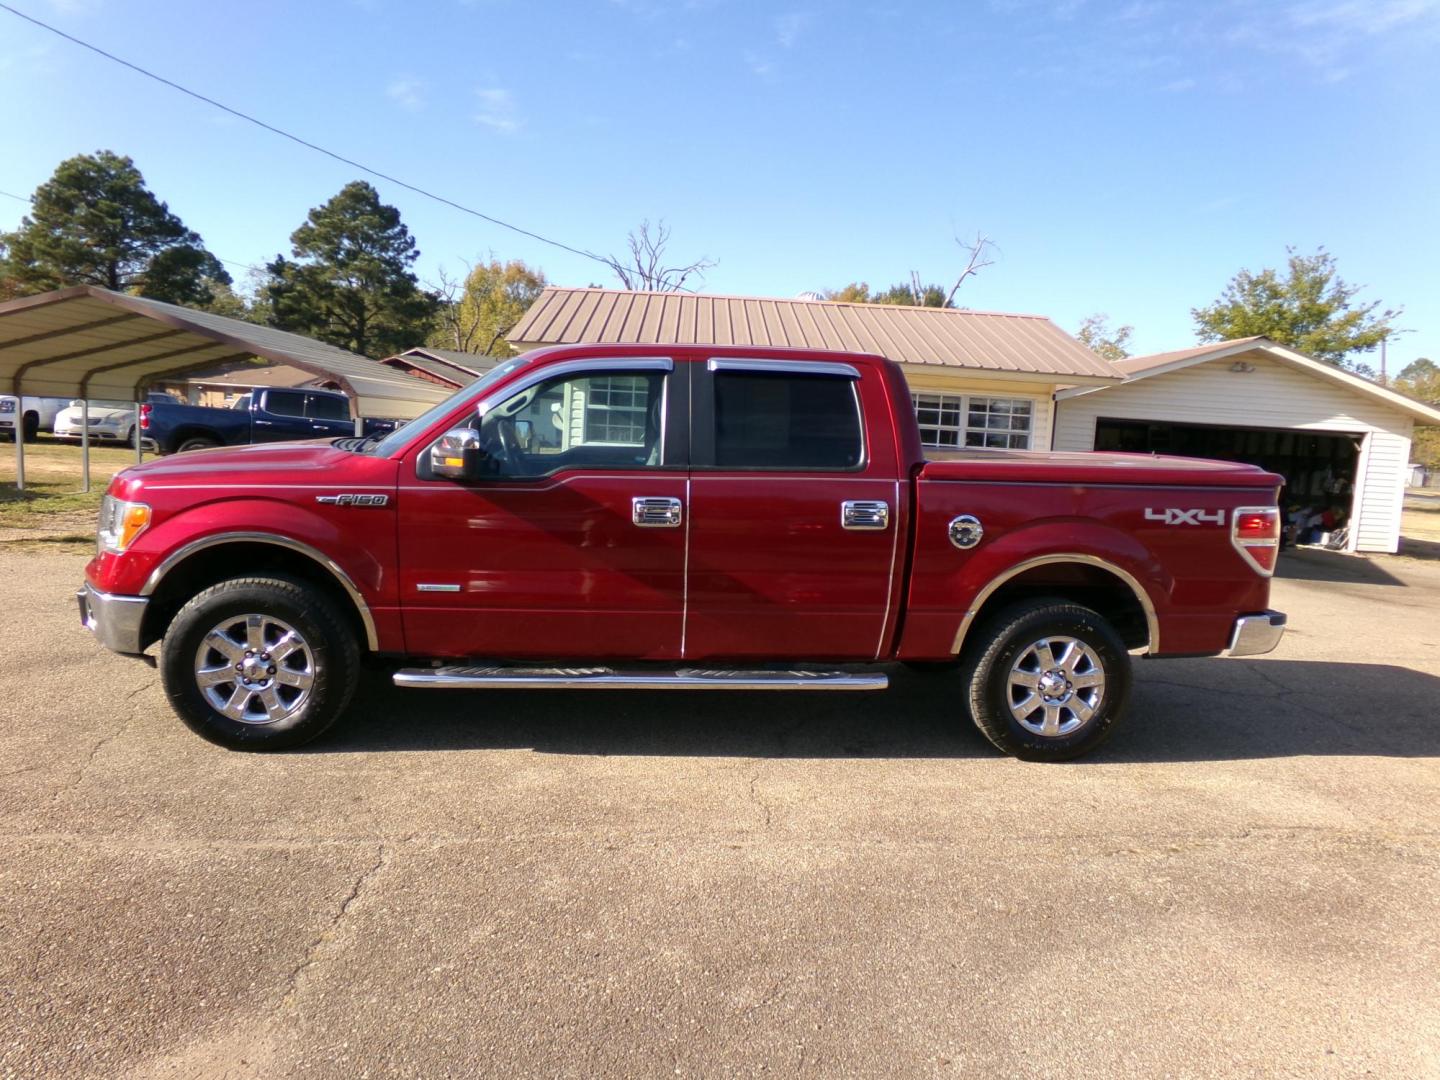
[{"x1": 0, "y1": 395, "x2": 70, "y2": 442}]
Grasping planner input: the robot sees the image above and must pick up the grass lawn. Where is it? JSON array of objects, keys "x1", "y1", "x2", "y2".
[{"x1": 0, "y1": 438, "x2": 151, "y2": 532}]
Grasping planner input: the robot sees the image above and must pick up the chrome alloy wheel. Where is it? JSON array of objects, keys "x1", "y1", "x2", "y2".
[
  {"x1": 193, "y1": 614, "x2": 315, "y2": 725},
  {"x1": 1006, "y1": 636, "x2": 1106, "y2": 738}
]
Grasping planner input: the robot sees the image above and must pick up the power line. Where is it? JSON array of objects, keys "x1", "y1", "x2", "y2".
[
  {"x1": 0, "y1": 189, "x2": 30, "y2": 203},
  {"x1": 0, "y1": 1, "x2": 622, "y2": 274}
]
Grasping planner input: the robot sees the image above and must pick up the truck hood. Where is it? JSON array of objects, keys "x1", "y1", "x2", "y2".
[
  {"x1": 119, "y1": 439, "x2": 360, "y2": 482},
  {"x1": 920, "y1": 449, "x2": 1284, "y2": 488}
]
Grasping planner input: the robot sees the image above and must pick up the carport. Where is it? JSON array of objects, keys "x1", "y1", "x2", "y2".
[
  {"x1": 1053, "y1": 338, "x2": 1440, "y2": 553},
  {"x1": 1, "y1": 285, "x2": 453, "y2": 490}
]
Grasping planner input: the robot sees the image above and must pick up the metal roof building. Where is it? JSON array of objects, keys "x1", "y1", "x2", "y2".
[
  {"x1": 1055, "y1": 337, "x2": 1440, "y2": 553},
  {"x1": 508, "y1": 287, "x2": 1121, "y2": 383},
  {"x1": 1, "y1": 285, "x2": 453, "y2": 488},
  {"x1": 0, "y1": 286, "x2": 452, "y2": 418},
  {"x1": 379, "y1": 346, "x2": 499, "y2": 389}
]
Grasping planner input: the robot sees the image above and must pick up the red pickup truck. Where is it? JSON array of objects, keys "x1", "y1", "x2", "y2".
[{"x1": 79, "y1": 343, "x2": 1285, "y2": 760}]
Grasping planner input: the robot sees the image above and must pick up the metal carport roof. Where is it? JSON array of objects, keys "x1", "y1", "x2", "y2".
[{"x1": 0, "y1": 286, "x2": 453, "y2": 419}]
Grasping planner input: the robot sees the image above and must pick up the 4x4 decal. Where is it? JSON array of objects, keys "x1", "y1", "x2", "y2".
[{"x1": 1144, "y1": 508, "x2": 1225, "y2": 526}]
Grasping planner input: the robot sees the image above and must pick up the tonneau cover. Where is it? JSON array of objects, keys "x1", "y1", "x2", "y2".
[{"x1": 920, "y1": 450, "x2": 1283, "y2": 488}]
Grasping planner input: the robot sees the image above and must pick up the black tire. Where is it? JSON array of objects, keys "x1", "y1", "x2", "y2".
[
  {"x1": 160, "y1": 575, "x2": 360, "y2": 751},
  {"x1": 176, "y1": 436, "x2": 219, "y2": 453},
  {"x1": 123, "y1": 426, "x2": 138, "y2": 448},
  {"x1": 960, "y1": 599, "x2": 1132, "y2": 762},
  {"x1": 22, "y1": 412, "x2": 39, "y2": 442}
]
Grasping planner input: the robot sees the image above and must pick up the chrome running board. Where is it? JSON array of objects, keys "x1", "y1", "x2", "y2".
[{"x1": 393, "y1": 665, "x2": 889, "y2": 691}]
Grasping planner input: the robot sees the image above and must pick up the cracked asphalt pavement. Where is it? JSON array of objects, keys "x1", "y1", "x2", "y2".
[{"x1": 2, "y1": 547, "x2": 1438, "y2": 1078}]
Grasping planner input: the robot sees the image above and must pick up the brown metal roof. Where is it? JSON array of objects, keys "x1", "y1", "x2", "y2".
[
  {"x1": 0, "y1": 286, "x2": 453, "y2": 418},
  {"x1": 177, "y1": 362, "x2": 324, "y2": 390},
  {"x1": 379, "y1": 347, "x2": 499, "y2": 387},
  {"x1": 508, "y1": 287, "x2": 1122, "y2": 382},
  {"x1": 1114, "y1": 337, "x2": 1268, "y2": 375}
]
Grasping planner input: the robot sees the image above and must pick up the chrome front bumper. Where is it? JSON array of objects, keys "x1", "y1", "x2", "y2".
[
  {"x1": 77, "y1": 582, "x2": 149, "y2": 655},
  {"x1": 1226, "y1": 610, "x2": 1286, "y2": 657}
]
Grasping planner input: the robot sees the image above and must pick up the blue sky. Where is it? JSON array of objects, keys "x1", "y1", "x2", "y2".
[{"x1": 2, "y1": 0, "x2": 1437, "y2": 367}]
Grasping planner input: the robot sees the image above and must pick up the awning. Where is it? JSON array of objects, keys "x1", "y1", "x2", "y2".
[{"x1": 0, "y1": 286, "x2": 453, "y2": 419}]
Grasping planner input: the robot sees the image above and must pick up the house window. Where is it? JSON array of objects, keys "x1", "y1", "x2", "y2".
[
  {"x1": 582, "y1": 375, "x2": 650, "y2": 445},
  {"x1": 912, "y1": 393, "x2": 1034, "y2": 450}
]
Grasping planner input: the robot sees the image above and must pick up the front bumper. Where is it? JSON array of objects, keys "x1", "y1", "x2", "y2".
[
  {"x1": 1226, "y1": 610, "x2": 1286, "y2": 657},
  {"x1": 77, "y1": 582, "x2": 149, "y2": 655},
  {"x1": 56, "y1": 425, "x2": 124, "y2": 440}
]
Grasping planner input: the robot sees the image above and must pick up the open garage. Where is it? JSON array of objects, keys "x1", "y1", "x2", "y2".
[{"x1": 1053, "y1": 337, "x2": 1440, "y2": 553}]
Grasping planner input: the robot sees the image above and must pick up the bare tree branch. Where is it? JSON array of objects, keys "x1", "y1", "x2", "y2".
[
  {"x1": 944, "y1": 231, "x2": 996, "y2": 307},
  {"x1": 426, "y1": 260, "x2": 478, "y2": 351},
  {"x1": 605, "y1": 219, "x2": 716, "y2": 293}
]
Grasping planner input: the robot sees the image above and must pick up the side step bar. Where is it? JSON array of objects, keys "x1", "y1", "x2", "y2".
[{"x1": 393, "y1": 665, "x2": 889, "y2": 691}]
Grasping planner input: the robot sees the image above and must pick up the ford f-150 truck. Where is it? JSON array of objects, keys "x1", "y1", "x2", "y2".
[
  {"x1": 141, "y1": 386, "x2": 392, "y2": 454},
  {"x1": 79, "y1": 343, "x2": 1286, "y2": 760}
]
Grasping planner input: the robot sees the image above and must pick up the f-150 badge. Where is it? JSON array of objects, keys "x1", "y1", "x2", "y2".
[
  {"x1": 1145, "y1": 508, "x2": 1224, "y2": 525},
  {"x1": 316, "y1": 494, "x2": 390, "y2": 507}
]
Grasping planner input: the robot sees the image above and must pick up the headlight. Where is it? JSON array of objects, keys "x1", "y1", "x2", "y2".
[{"x1": 97, "y1": 495, "x2": 151, "y2": 553}]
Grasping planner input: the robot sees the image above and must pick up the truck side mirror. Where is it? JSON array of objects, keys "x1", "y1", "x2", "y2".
[{"x1": 428, "y1": 427, "x2": 487, "y2": 480}]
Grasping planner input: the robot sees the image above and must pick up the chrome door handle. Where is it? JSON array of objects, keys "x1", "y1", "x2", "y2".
[
  {"x1": 841, "y1": 500, "x2": 890, "y2": 530},
  {"x1": 632, "y1": 496, "x2": 683, "y2": 528}
]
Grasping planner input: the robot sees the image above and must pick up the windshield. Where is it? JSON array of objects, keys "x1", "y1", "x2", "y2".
[{"x1": 368, "y1": 357, "x2": 530, "y2": 457}]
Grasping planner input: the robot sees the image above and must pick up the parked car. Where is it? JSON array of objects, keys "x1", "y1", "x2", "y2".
[
  {"x1": 52, "y1": 393, "x2": 178, "y2": 446},
  {"x1": 140, "y1": 386, "x2": 392, "y2": 454},
  {"x1": 0, "y1": 395, "x2": 71, "y2": 442},
  {"x1": 79, "y1": 343, "x2": 1285, "y2": 760}
]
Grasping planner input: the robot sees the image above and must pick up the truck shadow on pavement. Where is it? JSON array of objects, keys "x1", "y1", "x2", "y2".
[
  {"x1": 318, "y1": 658, "x2": 1440, "y2": 762},
  {"x1": 1275, "y1": 548, "x2": 1407, "y2": 586}
]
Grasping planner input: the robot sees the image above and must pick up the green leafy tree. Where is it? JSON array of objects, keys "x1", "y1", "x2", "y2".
[
  {"x1": 1191, "y1": 247, "x2": 1400, "y2": 367},
  {"x1": 824, "y1": 282, "x2": 873, "y2": 303},
  {"x1": 0, "y1": 150, "x2": 230, "y2": 304},
  {"x1": 265, "y1": 181, "x2": 437, "y2": 357},
  {"x1": 1398, "y1": 358, "x2": 1438, "y2": 387},
  {"x1": 824, "y1": 280, "x2": 954, "y2": 307},
  {"x1": 1075, "y1": 314, "x2": 1134, "y2": 361},
  {"x1": 430, "y1": 258, "x2": 547, "y2": 357},
  {"x1": 1394, "y1": 359, "x2": 1440, "y2": 470}
]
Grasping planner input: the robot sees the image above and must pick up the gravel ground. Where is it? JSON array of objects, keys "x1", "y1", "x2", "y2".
[{"x1": 1, "y1": 547, "x2": 1437, "y2": 1078}]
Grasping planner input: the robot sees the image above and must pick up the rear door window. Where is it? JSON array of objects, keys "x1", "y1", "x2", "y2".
[
  {"x1": 711, "y1": 370, "x2": 863, "y2": 470},
  {"x1": 265, "y1": 390, "x2": 306, "y2": 417},
  {"x1": 306, "y1": 393, "x2": 349, "y2": 421}
]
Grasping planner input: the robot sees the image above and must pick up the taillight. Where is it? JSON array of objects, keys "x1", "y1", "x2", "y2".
[
  {"x1": 139, "y1": 403, "x2": 152, "y2": 430},
  {"x1": 1232, "y1": 506, "x2": 1280, "y2": 576}
]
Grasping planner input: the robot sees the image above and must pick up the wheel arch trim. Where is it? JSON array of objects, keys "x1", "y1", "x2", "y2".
[
  {"x1": 950, "y1": 553, "x2": 1160, "y2": 656},
  {"x1": 139, "y1": 531, "x2": 379, "y2": 651}
]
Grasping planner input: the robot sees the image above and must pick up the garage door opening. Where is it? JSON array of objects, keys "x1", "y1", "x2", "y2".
[{"x1": 1095, "y1": 418, "x2": 1361, "y2": 547}]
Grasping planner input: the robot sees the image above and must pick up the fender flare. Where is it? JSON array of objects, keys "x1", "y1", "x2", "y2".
[
  {"x1": 139, "y1": 531, "x2": 380, "y2": 651},
  {"x1": 950, "y1": 552, "x2": 1161, "y2": 656}
]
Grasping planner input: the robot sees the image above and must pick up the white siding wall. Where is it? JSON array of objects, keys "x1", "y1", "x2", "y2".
[
  {"x1": 1052, "y1": 351, "x2": 1415, "y2": 553},
  {"x1": 1354, "y1": 430, "x2": 1412, "y2": 553}
]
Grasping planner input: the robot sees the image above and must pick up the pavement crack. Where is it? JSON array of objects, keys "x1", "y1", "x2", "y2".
[
  {"x1": 747, "y1": 770, "x2": 772, "y2": 829},
  {"x1": 50, "y1": 678, "x2": 155, "y2": 801},
  {"x1": 279, "y1": 843, "x2": 390, "y2": 1010}
]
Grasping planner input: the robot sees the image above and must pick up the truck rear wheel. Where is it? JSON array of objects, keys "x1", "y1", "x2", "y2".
[
  {"x1": 961, "y1": 599, "x2": 1131, "y2": 762},
  {"x1": 176, "y1": 435, "x2": 218, "y2": 453},
  {"x1": 160, "y1": 575, "x2": 360, "y2": 750}
]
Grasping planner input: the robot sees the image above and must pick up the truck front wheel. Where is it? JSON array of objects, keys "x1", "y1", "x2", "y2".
[
  {"x1": 961, "y1": 599, "x2": 1132, "y2": 762},
  {"x1": 160, "y1": 575, "x2": 360, "y2": 750}
]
